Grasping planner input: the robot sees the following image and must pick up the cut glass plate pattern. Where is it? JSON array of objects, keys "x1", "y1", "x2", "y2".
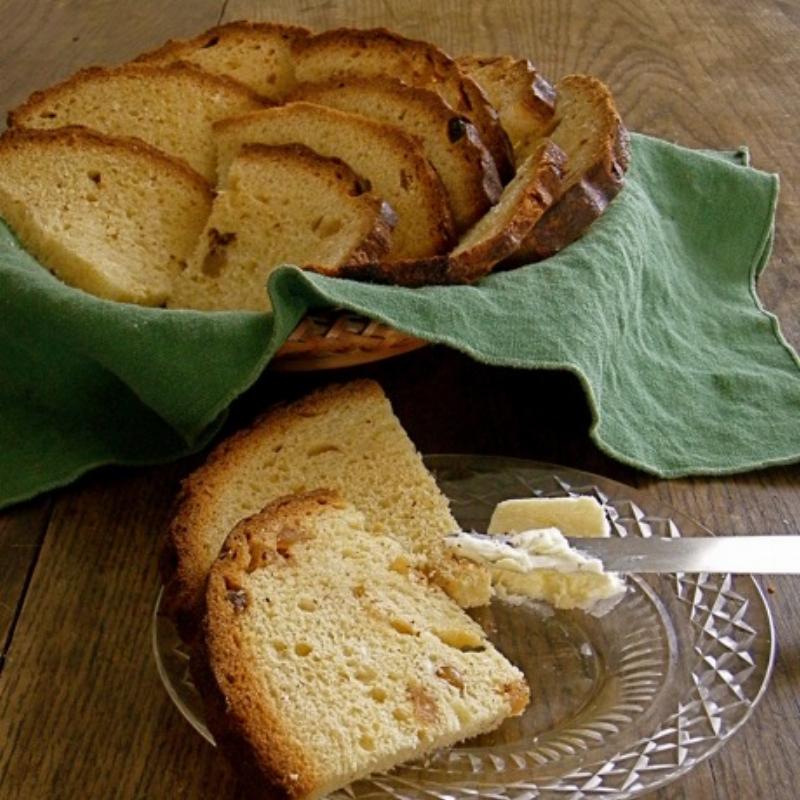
[{"x1": 153, "y1": 455, "x2": 774, "y2": 799}]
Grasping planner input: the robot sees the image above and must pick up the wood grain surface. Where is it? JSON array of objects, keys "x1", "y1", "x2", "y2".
[{"x1": 0, "y1": 1, "x2": 798, "y2": 799}]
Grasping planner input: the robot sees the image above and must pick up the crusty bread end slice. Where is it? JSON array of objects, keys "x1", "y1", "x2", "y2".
[
  {"x1": 162, "y1": 380, "x2": 492, "y2": 638},
  {"x1": 0, "y1": 126, "x2": 212, "y2": 306},
  {"x1": 194, "y1": 490, "x2": 528, "y2": 800},
  {"x1": 8, "y1": 62, "x2": 265, "y2": 181},
  {"x1": 213, "y1": 101, "x2": 455, "y2": 260},
  {"x1": 168, "y1": 143, "x2": 396, "y2": 312},
  {"x1": 291, "y1": 27, "x2": 515, "y2": 183},
  {"x1": 457, "y1": 54, "x2": 557, "y2": 161},
  {"x1": 511, "y1": 74, "x2": 631, "y2": 263},
  {"x1": 133, "y1": 20, "x2": 311, "y2": 100},
  {"x1": 334, "y1": 139, "x2": 565, "y2": 286}
]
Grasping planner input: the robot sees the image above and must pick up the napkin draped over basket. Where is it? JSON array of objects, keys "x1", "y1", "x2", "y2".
[{"x1": 1, "y1": 133, "x2": 798, "y2": 509}]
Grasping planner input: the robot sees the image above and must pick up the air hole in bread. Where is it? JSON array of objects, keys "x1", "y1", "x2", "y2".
[
  {"x1": 352, "y1": 583, "x2": 366, "y2": 598},
  {"x1": 393, "y1": 706, "x2": 411, "y2": 722},
  {"x1": 294, "y1": 642, "x2": 313, "y2": 657},
  {"x1": 435, "y1": 665, "x2": 465, "y2": 692},
  {"x1": 272, "y1": 640, "x2": 288, "y2": 654},
  {"x1": 358, "y1": 735, "x2": 376, "y2": 751},
  {"x1": 87, "y1": 170, "x2": 101, "y2": 185},
  {"x1": 202, "y1": 35, "x2": 220, "y2": 48},
  {"x1": 369, "y1": 687, "x2": 387, "y2": 703},
  {"x1": 306, "y1": 443, "x2": 342, "y2": 457},
  {"x1": 310, "y1": 215, "x2": 343, "y2": 238},
  {"x1": 354, "y1": 665, "x2": 377, "y2": 683}
]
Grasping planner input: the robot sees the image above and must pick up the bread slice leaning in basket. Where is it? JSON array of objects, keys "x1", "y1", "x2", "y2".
[
  {"x1": 335, "y1": 139, "x2": 565, "y2": 287},
  {"x1": 133, "y1": 20, "x2": 311, "y2": 100},
  {"x1": 457, "y1": 54, "x2": 557, "y2": 162},
  {"x1": 0, "y1": 126, "x2": 212, "y2": 306},
  {"x1": 7, "y1": 62, "x2": 265, "y2": 181},
  {"x1": 193, "y1": 490, "x2": 529, "y2": 800},
  {"x1": 291, "y1": 27, "x2": 515, "y2": 183},
  {"x1": 162, "y1": 380, "x2": 492, "y2": 639},
  {"x1": 168, "y1": 144, "x2": 396, "y2": 312},
  {"x1": 511, "y1": 74, "x2": 631, "y2": 263},
  {"x1": 213, "y1": 101, "x2": 454, "y2": 260},
  {"x1": 289, "y1": 76, "x2": 502, "y2": 233}
]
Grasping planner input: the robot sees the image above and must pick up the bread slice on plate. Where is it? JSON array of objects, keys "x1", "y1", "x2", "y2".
[
  {"x1": 290, "y1": 76, "x2": 502, "y2": 233},
  {"x1": 213, "y1": 101, "x2": 455, "y2": 259},
  {"x1": 0, "y1": 126, "x2": 212, "y2": 306},
  {"x1": 162, "y1": 380, "x2": 492, "y2": 638},
  {"x1": 336, "y1": 139, "x2": 565, "y2": 286},
  {"x1": 133, "y1": 20, "x2": 311, "y2": 101},
  {"x1": 194, "y1": 490, "x2": 529, "y2": 800},
  {"x1": 168, "y1": 144, "x2": 396, "y2": 312},
  {"x1": 8, "y1": 62, "x2": 265, "y2": 181},
  {"x1": 291, "y1": 27, "x2": 515, "y2": 183},
  {"x1": 457, "y1": 54, "x2": 557, "y2": 161},
  {"x1": 511, "y1": 74, "x2": 631, "y2": 263}
]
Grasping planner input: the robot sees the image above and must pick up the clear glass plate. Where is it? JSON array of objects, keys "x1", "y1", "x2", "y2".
[{"x1": 153, "y1": 455, "x2": 775, "y2": 799}]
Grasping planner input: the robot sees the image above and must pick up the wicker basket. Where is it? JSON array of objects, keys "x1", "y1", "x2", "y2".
[{"x1": 272, "y1": 310, "x2": 427, "y2": 371}]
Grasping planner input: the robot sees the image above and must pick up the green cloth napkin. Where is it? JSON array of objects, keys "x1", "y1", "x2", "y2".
[{"x1": 1, "y1": 133, "x2": 798, "y2": 509}]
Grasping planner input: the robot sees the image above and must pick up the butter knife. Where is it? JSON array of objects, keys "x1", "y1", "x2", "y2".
[{"x1": 453, "y1": 532, "x2": 800, "y2": 574}]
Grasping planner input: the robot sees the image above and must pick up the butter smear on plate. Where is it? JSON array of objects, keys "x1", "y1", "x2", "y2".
[{"x1": 447, "y1": 496, "x2": 627, "y2": 616}]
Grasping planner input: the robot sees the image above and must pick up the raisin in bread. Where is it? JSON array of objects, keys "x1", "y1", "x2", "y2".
[
  {"x1": 213, "y1": 102, "x2": 454, "y2": 260},
  {"x1": 0, "y1": 126, "x2": 212, "y2": 305},
  {"x1": 162, "y1": 380, "x2": 492, "y2": 637},
  {"x1": 194, "y1": 490, "x2": 528, "y2": 800},
  {"x1": 8, "y1": 62, "x2": 265, "y2": 181},
  {"x1": 291, "y1": 27, "x2": 515, "y2": 182},
  {"x1": 134, "y1": 20, "x2": 310, "y2": 100},
  {"x1": 168, "y1": 144, "x2": 396, "y2": 312},
  {"x1": 290, "y1": 76, "x2": 502, "y2": 233}
]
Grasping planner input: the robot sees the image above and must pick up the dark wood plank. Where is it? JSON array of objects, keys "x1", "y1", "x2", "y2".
[{"x1": 0, "y1": 497, "x2": 52, "y2": 667}]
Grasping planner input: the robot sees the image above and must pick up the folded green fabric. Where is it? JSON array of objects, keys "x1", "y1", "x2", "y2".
[{"x1": 1, "y1": 132, "x2": 798, "y2": 508}]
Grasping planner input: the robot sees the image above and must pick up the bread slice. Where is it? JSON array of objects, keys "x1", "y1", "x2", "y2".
[
  {"x1": 511, "y1": 74, "x2": 631, "y2": 263},
  {"x1": 133, "y1": 20, "x2": 311, "y2": 101},
  {"x1": 291, "y1": 28, "x2": 515, "y2": 183},
  {"x1": 168, "y1": 144, "x2": 396, "y2": 312},
  {"x1": 334, "y1": 139, "x2": 565, "y2": 286},
  {"x1": 162, "y1": 380, "x2": 491, "y2": 638},
  {"x1": 214, "y1": 102, "x2": 454, "y2": 259},
  {"x1": 0, "y1": 126, "x2": 212, "y2": 306},
  {"x1": 289, "y1": 76, "x2": 502, "y2": 233},
  {"x1": 457, "y1": 54, "x2": 557, "y2": 161},
  {"x1": 8, "y1": 62, "x2": 265, "y2": 181},
  {"x1": 194, "y1": 490, "x2": 529, "y2": 800}
]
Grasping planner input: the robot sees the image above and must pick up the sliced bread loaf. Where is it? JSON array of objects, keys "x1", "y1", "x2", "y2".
[
  {"x1": 289, "y1": 76, "x2": 502, "y2": 233},
  {"x1": 512, "y1": 74, "x2": 630, "y2": 263},
  {"x1": 457, "y1": 54, "x2": 557, "y2": 161},
  {"x1": 334, "y1": 139, "x2": 565, "y2": 286},
  {"x1": 168, "y1": 144, "x2": 396, "y2": 312},
  {"x1": 194, "y1": 490, "x2": 528, "y2": 800},
  {"x1": 162, "y1": 380, "x2": 492, "y2": 638},
  {"x1": 291, "y1": 28, "x2": 515, "y2": 182},
  {"x1": 133, "y1": 20, "x2": 310, "y2": 101},
  {"x1": 8, "y1": 62, "x2": 265, "y2": 181},
  {"x1": 213, "y1": 102, "x2": 454, "y2": 259},
  {"x1": 0, "y1": 126, "x2": 212, "y2": 305}
]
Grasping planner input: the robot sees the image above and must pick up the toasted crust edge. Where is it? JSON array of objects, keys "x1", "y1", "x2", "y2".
[
  {"x1": 7, "y1": 61, "x2": 266, "y2": 130},
  {"x1": 214, "y1": 101, "x2": 456, "y2": 257},
  {"x1": 0, "y1": 124, "x2": 214, "y2": 199},
  {"x1": 160, "y1": 380, "x2": 387, "y2": 639},
  {"x1": 334, "y1": 140, "x2": 565, "y2": 287},
  {"x1": 291, "y1": 27, "x2": 515, "y2": 183},
  {"x1": 193, "y1": 490, "x2": 344, "y2": 800}
]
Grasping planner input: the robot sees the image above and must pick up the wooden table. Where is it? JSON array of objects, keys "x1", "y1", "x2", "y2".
[{"x1": 1, "y1": 1, "x2": 798, "y2": 797}]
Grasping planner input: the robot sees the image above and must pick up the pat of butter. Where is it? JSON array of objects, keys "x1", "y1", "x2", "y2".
[{"x1": 477, "y1": 496, "x2": 626, "y2": 616}]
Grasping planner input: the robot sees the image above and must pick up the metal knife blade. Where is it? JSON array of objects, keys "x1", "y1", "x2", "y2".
[{"x1": 563, "y1": 535, "x2": 800, "y2": 574}]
